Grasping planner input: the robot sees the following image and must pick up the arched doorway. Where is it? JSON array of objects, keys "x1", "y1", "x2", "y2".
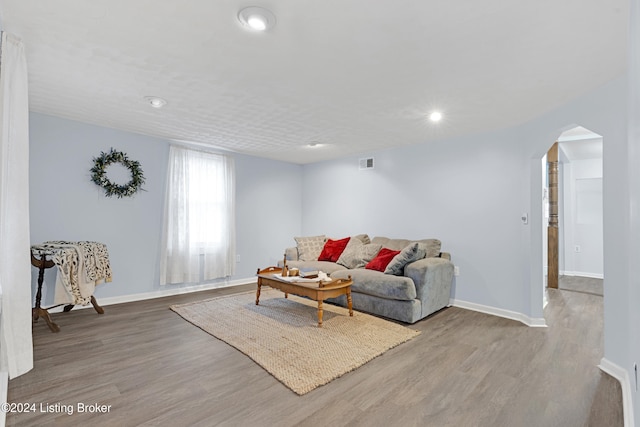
[{"x1": 542, "y1": 126, "x2": 603, "y2": 300}]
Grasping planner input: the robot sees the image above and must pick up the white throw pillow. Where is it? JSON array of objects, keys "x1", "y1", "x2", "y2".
[{"x1": 294, "y1": 235, "x2": 326, "y2": 261}]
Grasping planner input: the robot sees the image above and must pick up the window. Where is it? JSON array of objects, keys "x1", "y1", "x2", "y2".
[{"x1": 160, "y1": 145, "x2": 235, "y2": 285}]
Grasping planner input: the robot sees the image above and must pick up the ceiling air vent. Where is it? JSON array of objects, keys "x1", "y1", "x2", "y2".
[{"x1": 359, "y1": 157, "x2": 374, "y2": 170}]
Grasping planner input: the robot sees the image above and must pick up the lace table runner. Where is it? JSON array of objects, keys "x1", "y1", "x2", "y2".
[{"x1": 31, "y1": 241, "x2": 112, "y2": 305}]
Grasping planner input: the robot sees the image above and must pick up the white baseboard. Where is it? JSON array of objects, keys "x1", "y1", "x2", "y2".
[
  {"x1": 561, "y1": 271, "x2": 604, "y2": 279},
  {"x1": 47, "y1": 276, "x2": 256, "y2": 313},
  {"x1": 598, "y1": 358, "x2": 635, "y2": 427},
  {"x1": 449, "y1": 299, "x2": 547, "y2": 327}
]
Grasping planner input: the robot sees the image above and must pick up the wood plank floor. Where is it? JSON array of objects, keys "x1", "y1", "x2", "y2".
[
  {"x1": 7, "y1": 277, "x2": 622, "y2": 426},
  {"x1": 558, "y1": 275, "x2": 604, "y2": 296}
]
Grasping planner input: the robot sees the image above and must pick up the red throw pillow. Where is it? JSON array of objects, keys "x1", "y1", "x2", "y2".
[
  {"x1": 365, "y1": 248, "x2": 401, "y2": 272},
  {"x1": 318, "y1": 237, "x2": 351, "y2": 262}
]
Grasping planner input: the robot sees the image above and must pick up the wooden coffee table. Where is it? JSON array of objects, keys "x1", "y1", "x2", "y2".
[{"x1": 256, "y1": 266, "x2": 353, "y2": 327}]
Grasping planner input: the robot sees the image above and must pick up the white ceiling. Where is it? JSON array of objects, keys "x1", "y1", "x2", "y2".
[{"x1": 0, "y1": 0, "x2": 628, "y2": 164}]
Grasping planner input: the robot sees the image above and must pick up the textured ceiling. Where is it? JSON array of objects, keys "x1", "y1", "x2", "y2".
[{"x1": 0, "y1": 0, "x2": 629, "y2": 164}]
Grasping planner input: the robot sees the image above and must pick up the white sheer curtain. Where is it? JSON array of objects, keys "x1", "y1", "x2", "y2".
[
  {"x1": 0, "y1": 32, "x2": 33, "y2": 378},
  {"x1": 160, "y1": 145, "x2": 236, "y2": 285}
]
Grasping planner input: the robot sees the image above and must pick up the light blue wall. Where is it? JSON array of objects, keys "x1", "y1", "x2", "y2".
[
  {"x1": 301, "y1": 125, "x2": 527, "y2": 314},
  {"x1": 235, "y1": 152, "x2": 302, "y2": 269},
  {"x1": 29, "y1": 113, "x2": 302, "y2": 303},
  {"x1": 301, "y1": 125, "x2": 529, "y2": 315}
]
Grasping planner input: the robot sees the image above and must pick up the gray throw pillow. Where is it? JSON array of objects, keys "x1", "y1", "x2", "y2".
[
  {"x1": 294, "y1": 235, "x2": 326, "y2": 261},
  {"x1": 336, "y1": 238, "x2": 363, "y2": 268},
  {"x1": 384, "y1": 242, "x2": 427, "y2": 275},
  {"x1": 338, "y1": 242, "x2": 382, "y2": 269}
]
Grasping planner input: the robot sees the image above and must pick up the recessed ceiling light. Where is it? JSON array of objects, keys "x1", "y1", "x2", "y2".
[
  {"x1": 248, "y1": 15, "x2": 267, "y2": 31},
  {"x1": 429, "y1": 111, "x2": 442, "y2": 122},
  {"x1": 238, "y1": 7, "x2": 276, "y2": 32},
  {"x1": 144, "y1": 96, "x2": 167, "y2": 109}
]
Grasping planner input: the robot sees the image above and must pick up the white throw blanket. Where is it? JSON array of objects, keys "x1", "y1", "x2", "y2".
[{"x1": 31, "y1": 241, "x2": 112, "y2": 305}]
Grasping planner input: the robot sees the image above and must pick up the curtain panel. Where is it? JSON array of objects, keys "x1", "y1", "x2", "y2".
[
  {"x1": 0, "y1": 32, "x2": 33, "y2": 378},
  {"x1": 160, "y1": 145, "x2": 236, "y2": 285}
]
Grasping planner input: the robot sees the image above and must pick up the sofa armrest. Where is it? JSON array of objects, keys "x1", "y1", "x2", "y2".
[
  {"x1": 404, "y1": 257, "x2": 454, "y2": 302},
  {"x1": 285, "y1": 246, "x2": 299, "y2": 261}
]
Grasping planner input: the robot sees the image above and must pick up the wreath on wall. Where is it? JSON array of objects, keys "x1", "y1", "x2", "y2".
[{"x1": 90, "y1": 148, "x2": 145, "y2": 198}]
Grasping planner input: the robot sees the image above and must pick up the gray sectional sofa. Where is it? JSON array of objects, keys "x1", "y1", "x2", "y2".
[{"x1": 281, "y1": 235, "x2": 455, "y2": 324}]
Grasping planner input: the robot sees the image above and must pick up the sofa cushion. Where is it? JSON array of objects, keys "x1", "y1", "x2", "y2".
[
  {"x1": 371, "y1": 237, "x2": 442, "y2": 258},
  {"x1": 418, "y1": 239, "x2": 442, "y2": 258},
  {"x1": 284, "y1": 246, "x2": 299, "y2": 261},
  {"x1": 352, "y1": 234, "x2": 371, "y2": 244},
  {"x1": 285, "y1": 260, "x2": 347, "y2": 274},
  {"x1": 294, "y1": 235, "x2": 326, "y2": 261},
  {"x1": 365, "y1": 248, "x2": 401, "y2": 272},
  {"x1": 384, "y1": 242, "x2": 427, "y2": 275},
  {"x1": 318, "y1": 237, "x2": 351, "y2": 262},
  {"x1": 331, "y1": 269, "x2": 417, "y2": 301}
]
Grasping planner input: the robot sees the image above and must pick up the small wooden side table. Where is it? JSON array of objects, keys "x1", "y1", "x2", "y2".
[{"x1": 30, "y1": 249, "x2": 104, "y2": 333}]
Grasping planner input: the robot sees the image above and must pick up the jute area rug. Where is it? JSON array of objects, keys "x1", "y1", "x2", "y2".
[{"x1": 170, "y1": 289, "x2": 420, "y2": 395}]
